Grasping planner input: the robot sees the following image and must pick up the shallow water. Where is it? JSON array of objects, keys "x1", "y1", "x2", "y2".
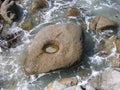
[{"x1": 0, "y1": 0, "x2": 120, "y2": 90}]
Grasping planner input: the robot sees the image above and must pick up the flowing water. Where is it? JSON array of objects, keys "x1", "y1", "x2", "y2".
[{"x1": 0, "y1": 0, "x2": 120, "y2": 90}]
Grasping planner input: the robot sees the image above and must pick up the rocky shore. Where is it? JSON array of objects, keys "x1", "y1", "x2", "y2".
[
  {"x1": 44, "y1": 68, "x2": 120, "y2": 90},
  {"x1": 0, "y1": 0, "x2": 120, "y2": 90}
]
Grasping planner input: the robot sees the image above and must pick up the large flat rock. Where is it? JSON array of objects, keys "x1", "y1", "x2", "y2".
[{"x1": 24, "y1": 23, "x2": 82, "y2": 75}]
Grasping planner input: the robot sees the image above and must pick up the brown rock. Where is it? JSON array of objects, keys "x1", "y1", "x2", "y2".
[
  {"x1": 99, "y1": 35, "x2": 120, "y2": 56},
  {"x1": 99, "y1": 35, "x2": 116, "y2": 56},
  {"x1": 44, "y1": 77, "x2": 78, "y2": 90},
  {"x1": 89, "y1": 16, "x2": 99, "y2": 31},
  {"x1": 57, "y1": 77, "x2": 78, "y2": 85},
  {"x1": 31, "y1": 0, "x2": 48, "y2": 11},
  {"x1": 108, "y1": 56, "x2": 120, "y2": 67},
  {"x1": 81, "y1": 22, "x2": 87, "y2": 30},
  {"x1": 98, "y1": 35, "x2": 120, "y2": 67},
  {"x1": 0, "y1": 0, "x2": 20, "y2": 24},
  {"x1": 87, "y1": 68, "x2": 120, "y2": 90},
  {"x1": 24, "y1": 23, "x2": 82, "y2": 75},
  {"x1": 98, "y1": 35, "x2": 116, "y2": 56},
  {"x1": 67, "y1": 7, "x2": 80, "y2": 17},
  {"x1": 21, "y1": 19, "x2": 33, "y2": 31},
  {"x1": 98, "y1": 40, "x2": 106, "y2": 52},
  {"x1": 45, "y1": 81, "x2": 67, "y2": 90},
  {"x1": 20, "y1": 12, "x2": 41, "y2": 31},
  {"x1": 89, "y1": 16, "x2": 116, "y2": 31},
  {"x1": 116, "y1": 39, "x2": 120, "y2": 53},
  {"x1": 105, "y1": 35, "x2": 116, "y2": 51}
]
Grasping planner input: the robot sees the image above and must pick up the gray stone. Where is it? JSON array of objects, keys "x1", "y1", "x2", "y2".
[
  {"x1": 89, "y1": 16, "x2": 116, "y2": 31},
  {"x1": 88, "y1": 68, "x2": 120, "y2": 90}
]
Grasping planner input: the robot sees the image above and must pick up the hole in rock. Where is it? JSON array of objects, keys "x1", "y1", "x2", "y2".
[{"x1": 43, "y1": 42, "x2": 59, "y2": 54}]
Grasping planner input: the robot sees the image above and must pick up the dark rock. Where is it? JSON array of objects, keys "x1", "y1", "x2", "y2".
[{"x1": 0, "y1": 31, "x2": 24, "y2": 49}]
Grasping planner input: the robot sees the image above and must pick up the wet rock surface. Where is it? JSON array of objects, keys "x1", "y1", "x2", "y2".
[
  {"x1": 67, "y1": 7, "x2": 80, "y2": 17},
  {"x1": 0, "y1": 31, "x2": 24, "y2": 49},
  {"x1": 44, "y1": 77, "x2": 78, "y2": 90},
  {"x1": 31, "y1": 0, "x2": 48, "y2": 12},
  {"x1": 89, "y1": 16, "x2": 117, "y2": 31},
  {"x1": 116, "y1": 39, "x2": 120, "y2": 53},
  {"x1": 98, "y1": 35, "x2": 120, "y2": 67},
  {"x1": 21, "y1": 18, "x2": 33, "y2": 31},
  {"x1": 0, "y1": 0, "x2": 24, "y2": 50},
  {"x1": 44, "y1": 77, "x2": 97, "y2": 90},
  {"x1": 24, "y1": 23, "x2": 83, "y2": 75},
  {"x1": 98, "y1": 35, "x2": 116, "y2": 54},
  {"x1": 99, "y1": 35, "x2": 120, "y2": 54},
  {"x1": 0, "y1": 0, "x2": 21, "y2": 24},
  {"x1": 44, "y1": 68, "x2": 120, "y2": 90},
  {"x1": 87, "y1": 68, "x2": 120, "y2": 90}
]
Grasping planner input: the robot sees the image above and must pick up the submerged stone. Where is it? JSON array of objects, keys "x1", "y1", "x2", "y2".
[
  {"x1": 21, "y1": 19, "x2": 33, "y2": 31},
  {"x1": 67, "y1": 7, "x2": 80, "y2": 17},
  {"x1": 0, "y1": 73, "x2": 14, "y2": 88},
  {"x1": 24, "y1": 23, "x2": 82, "y2": 75},
  {"x1": 90, "y1": 6, "x2": 120, "y2": 25}
]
